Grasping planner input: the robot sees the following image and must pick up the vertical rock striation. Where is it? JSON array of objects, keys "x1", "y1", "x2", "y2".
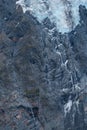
[{"x1": 0, "y1": 0, "x2": 87, "y2": 130}]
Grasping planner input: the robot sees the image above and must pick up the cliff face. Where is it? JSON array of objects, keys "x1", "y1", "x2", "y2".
[{"x1": 0, "y1": 0, "x2": 87, "y2": 130}]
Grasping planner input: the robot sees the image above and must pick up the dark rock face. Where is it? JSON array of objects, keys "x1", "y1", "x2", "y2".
[{"x1": 0, "y1": 1, "x2": 87, "y2": 130}]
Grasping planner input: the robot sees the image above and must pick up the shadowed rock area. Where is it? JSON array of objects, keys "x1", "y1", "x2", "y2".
[{"x1": 0, "y1": 0, "x2": 87, "y2": 130}]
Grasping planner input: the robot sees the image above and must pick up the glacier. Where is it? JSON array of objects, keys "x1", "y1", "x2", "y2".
[{"x1": 16, "y1": 0, "x2": 87, "y2": 33}]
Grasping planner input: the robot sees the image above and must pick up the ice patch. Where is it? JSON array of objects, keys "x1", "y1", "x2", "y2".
[{"x1": 16, "y1": 0, "x2": 87, "y2": 33}]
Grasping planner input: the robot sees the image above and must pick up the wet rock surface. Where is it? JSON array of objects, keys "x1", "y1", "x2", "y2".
[{"x1": 0, "y1": 0, "x2": 87, "y2": 130}]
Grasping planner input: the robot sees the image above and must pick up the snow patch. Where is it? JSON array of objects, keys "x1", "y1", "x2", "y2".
[
  {"x1": 56, "y1": 51, "x2": 61, "y2": 56},
  {"x1": 62, "y1": 88, "x2": 69, "y2": 93},
  {"x1": 64, "y1": 100, "x2": 72, "y2": 116},
  {"x1": 16, "y1": 0, "x2": 87, "y2": 33},
  {"x1": 76, "y1": 100, "x2": 79, "y2": 107},
  {"x1": 75, "y1": 83, "x2": 81, "y2": 91},
  {"x1": 48, "y1": 27, "x2": 56, "y2": 35}
]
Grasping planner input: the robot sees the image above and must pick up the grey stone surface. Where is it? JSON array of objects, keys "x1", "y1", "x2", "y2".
[{"x1": 0, "y1": 1, "x2": 87, "y2": 130}]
